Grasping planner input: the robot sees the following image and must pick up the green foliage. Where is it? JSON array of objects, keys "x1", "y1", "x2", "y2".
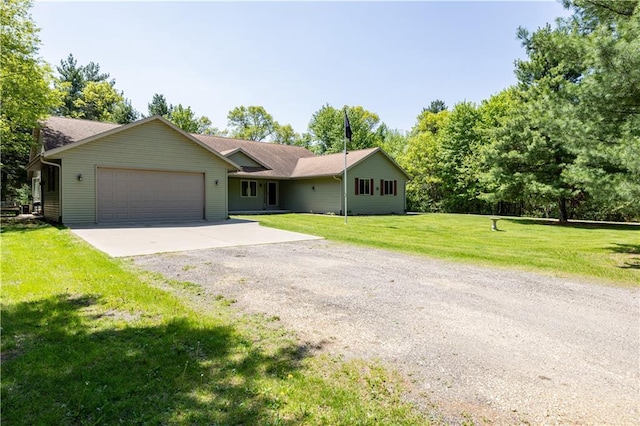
[
  {"x1": 227, "y1": 105, "x2": 276, "y2": 141},
  {"x1": 168, "y1": 104, "x2": 202, "y2": 133},
  {"x1": 423, "y1": 99, "x2": 447, "y2": 114},
  {"x1": 377, "y1": 127, "x2": 408, "y2": 161},
  {"x1": 437, "y1": 101, "x2": 488, "y2": 213},
  {"x1": 0, "y1": 0, "x2": 60, "y2": 199},
  {"x1": 272, "y1": 123, "x2": 298, "y2": 145},
  {"x1": 400, "y1": 110, "x2": 450, "y2": 212},
  {"x1": 482, "y1": 0, "x2": 640, "y2": 221},
  {"x1": 146, "y1": 94, "x2": 226, "y2": 135},
  {"x1": 307, "y1": 104, "x2": 387, "y2": 154},
  {"x1": 561, "y1": 0, "x2": 640, "y2": 219},
  {"x1": 147, "y1": 93, "x2": 171, "y2": 117},
  {"x1": 241, "y1": 214, "x2": 640, "y2": 286},
  {"x1": 54, "y1": 54, "x2": 139, "y2": 124}
]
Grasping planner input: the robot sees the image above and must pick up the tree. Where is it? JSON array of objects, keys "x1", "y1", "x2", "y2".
[
  {"x1": 423, "y1": 99, "x2": 447, "y2": 114},
  {"x1": 1, "y1": 0, "x2": 59, "y2": 199},
  {"x1": 482, "y1": 1, "x2": 640, "y2": 222},
  {"x1": 400, "y1": 131, "x2": 443, "y2": 212},
  {"x1": 54, "y1": 54, "x2": 139, "y2": 124},
  {"x1": 146, "y1": 94, "x2": 225, "y2": 135},
  {"x1": 71, "y1": 81, "x2": 123, "y2": 122},
  {"x1": 377, "y1": 126, "x2": 407, "y2": 161},
  {"x1": 437, "y1": 102, "x2": 489, "y2": 213},
  {"x1": 482, "y1": 22, "x2": 586, "y2": 222},
  {"x1": 147, "y1": 93, "x2": 171, "y2": 117},
  {"x1": 227, "y1": 105, "x2": 276, "y2": 141},
  {"x1": 399, "y1": 109, "x2": 450, "y2": 212},
  {"x1": 272, "y1": 123, "x2": 299, "y2": 145},
  {"x1": 560, "y1": 0, "x2": 640, "y2": 220},
  {"x1": 307, "y1": 104, "x2": 384, "y2": 154}
]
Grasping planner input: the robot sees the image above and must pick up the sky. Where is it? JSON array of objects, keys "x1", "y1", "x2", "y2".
[{"x1": 32, "y1": 1, "x2": 570, "y2": 135}]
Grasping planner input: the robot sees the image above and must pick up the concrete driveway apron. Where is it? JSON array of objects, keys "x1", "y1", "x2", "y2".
[{"x1": 70, "y1": 219, "x2": 322, "y2": 257}]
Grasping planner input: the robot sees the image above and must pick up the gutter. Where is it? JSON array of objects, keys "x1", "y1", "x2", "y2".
[{"x1": 40, "y1": 156, "x2": 62, "y2": 223}]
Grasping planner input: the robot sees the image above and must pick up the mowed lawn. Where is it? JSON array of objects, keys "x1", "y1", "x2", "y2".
[
  {"x1": 236, "y1": 213, "x2": 640, "y2": 287},
  {"x1": 1, "y1": 222, "x2": 425, "y2": 425}
]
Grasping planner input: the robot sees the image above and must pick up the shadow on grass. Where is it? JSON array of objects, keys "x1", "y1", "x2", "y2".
[
  {"x1": 1, "y1": 293, "x2": 308, "y2": 424},
  {"x1": 607, "y1": 243, "x2": 640, "y2": 270},
  {"x1": 504, "y1": 217, "x2": 640, "y2": 231},
  {"x1": 0, "y1": 219, "x2": 65, "y2": 234}
]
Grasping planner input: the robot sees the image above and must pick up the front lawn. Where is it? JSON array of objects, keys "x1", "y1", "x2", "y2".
[
  {"x1": 1, "y1": 222, "x2": 425, "y2": 425},
  {"x1": 236, "y1": 213, "x2": 640, "y2": 286}
]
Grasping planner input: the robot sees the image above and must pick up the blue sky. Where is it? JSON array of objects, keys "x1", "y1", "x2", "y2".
[{"x1": 32, "y1": 1, "x2": 569, "y2": 135}]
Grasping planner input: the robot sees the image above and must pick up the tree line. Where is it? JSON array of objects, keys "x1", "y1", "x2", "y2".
[{"x1": 2, "y1": 0, "x2": 638, "y2": 221}]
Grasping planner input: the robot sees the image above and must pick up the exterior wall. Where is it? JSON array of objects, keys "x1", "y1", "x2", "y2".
[
  {"x1": 346, "y1": 152, "x2": 407, "y2": 215},
  {"x1": 47, "y1": 120, "x2": 230, "y2": 224},
  {"x1": 41, "y1": 164, "x2": 61, "y2": 221},
  {"x1": 282, "y1": 177, "x2": 342, "y2": 214},
  {"x1": 227, "y1": 152, "x2": 262, "y2": 168},
  {"x1": 228, "y1": 177, "x2": 267, "y2": 211}
]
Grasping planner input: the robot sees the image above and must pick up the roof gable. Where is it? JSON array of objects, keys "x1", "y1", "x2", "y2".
[
  {"x1": 291, "y1": 147, "x2": 410, "y2": 179},
  {"x1": 222, "y1": 148, "x2": 271, "y2": 170},
  {"x1": 194, "y1": 134, "x2": 315, "y2": 178},
  {"x1": 39, "y1": 116, "x2": 239, "y2": 170}
]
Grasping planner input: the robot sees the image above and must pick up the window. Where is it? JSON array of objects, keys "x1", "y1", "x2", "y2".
[
  {"x1": 354, "y1": 178, "x2": 373, "y2": 196},
  {"x1": 241, "y1": 180, "x2": 257, "y2": 197},
  {"x1": 381, "y1": 180, "x2": 397, "y2": 196}
]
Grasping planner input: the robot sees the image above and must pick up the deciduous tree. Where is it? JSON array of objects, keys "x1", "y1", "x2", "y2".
[
  {"x1": 54, "y1": 54, "x2": 139, "y2": 124},
  {"x1": 0, "y1": 0, "x2": 59, "y2": 198},
  {"x1": 227, "y1": 106, "x2": 275, "y2": 141}
]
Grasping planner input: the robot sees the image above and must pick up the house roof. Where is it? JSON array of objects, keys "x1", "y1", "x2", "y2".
[
  {"x1": 194, "y1": 134, "x2": 316, "y2": 178},
  {"x1": 291, "y1": 148, "x2": 378, "y2": 178},
  {"x1": 37, "y1": 115, "x2": 239, "y2": 170},
  {"x1": 40, "y1": 116, "x2": 121, "y2": 150},
  {"x1": 291, "y1": 147, "x2": 410, "y2": 179},
  {"x1": 34, "y1": 116, "x2": 408, "y2": 180}
]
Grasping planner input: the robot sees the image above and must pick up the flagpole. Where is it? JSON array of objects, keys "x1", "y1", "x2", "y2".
[{"x1": 344, "y1": 132, "x2": 348, "y2": 224}]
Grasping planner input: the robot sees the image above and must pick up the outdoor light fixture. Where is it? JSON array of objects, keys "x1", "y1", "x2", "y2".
[
  {"x1": 312, "y1": 186, "x2": 315, "y2": 191},
  {"x1": 215, "y1": 179, "x2": 219, "y2": 185},
  {"x1": 77, "y1": 174, "x2": 83, "y2": 181}
]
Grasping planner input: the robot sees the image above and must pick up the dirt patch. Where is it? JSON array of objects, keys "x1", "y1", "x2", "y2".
[{"x1": 134, "y1": 240, "x2": 640, "y2": 425}]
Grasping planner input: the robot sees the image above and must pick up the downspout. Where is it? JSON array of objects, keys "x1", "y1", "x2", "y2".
[
  {"x1": 332, "y1": 175, "x2": 343, "y2": 215},
  {"x1": 40, "y1": 156, "x2": 62, "y2": 223}
]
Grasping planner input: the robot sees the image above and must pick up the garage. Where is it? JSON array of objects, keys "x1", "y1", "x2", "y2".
[{"x1": 97, "y1": 168, "x2": 205, "y2": 223}]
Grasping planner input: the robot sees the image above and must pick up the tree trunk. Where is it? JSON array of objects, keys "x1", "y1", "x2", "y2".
[{"x1": 558, "y1": 197, "x2": 568, "y2": 223}]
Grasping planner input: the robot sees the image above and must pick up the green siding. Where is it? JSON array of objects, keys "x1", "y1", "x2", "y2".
[
  {"x1": 228, "y1": 177, "x2": 266, "y2": 211},
  {"x1": 227, "y1": 152, "x2": 262, "y2": 168},
  {"x1": 282, "y1": 178, "x2": 342, "y2": 214},
  {"x1": 48, "y1": 120, "x2": 230, "y2": 224},
  {"x1": 347, "y1": 152, "x2": 406, "y2": 215}
]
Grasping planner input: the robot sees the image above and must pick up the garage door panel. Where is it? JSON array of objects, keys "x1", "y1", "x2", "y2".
[{"x1": 97, "y1": 168, "x2": 204, "y2": 223}]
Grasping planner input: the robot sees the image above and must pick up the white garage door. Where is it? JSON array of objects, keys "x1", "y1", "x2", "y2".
[{"x1": 97, "y1": 168, "x2": 204, "y2": 223}]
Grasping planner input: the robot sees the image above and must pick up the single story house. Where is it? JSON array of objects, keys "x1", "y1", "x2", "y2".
[{"x1": 27, "y1": 116, "x2": 409, "y2": 224}]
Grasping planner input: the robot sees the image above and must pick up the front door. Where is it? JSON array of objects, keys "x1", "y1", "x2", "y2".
[{"x1": 267, "y1": 181, "x2": 278, "y2": 208}]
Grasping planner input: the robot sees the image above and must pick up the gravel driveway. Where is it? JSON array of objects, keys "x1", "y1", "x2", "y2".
[{"x1": 133, "y1": 240, "x2": 639, "y2": 425}]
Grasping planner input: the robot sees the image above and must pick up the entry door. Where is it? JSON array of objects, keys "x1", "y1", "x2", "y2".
[{"x1": 267, "y1": 181, "x2": 278, "y2": 207}]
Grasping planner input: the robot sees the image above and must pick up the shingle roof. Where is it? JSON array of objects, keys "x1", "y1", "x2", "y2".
[
  {"x1": 40, "y1": 116, "x2": 120, "y2": 150},
  {"x1": 290, "y1": 148, "x2": 379, "y2": 178},
  {"x1": 193, "y1": 134, "x2": 316, "y2": 178},
  {"x1": 36, "y1": 117, "x2": 407, "y2": 179}
]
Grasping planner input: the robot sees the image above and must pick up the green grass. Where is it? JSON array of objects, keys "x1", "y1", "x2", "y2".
[
  {"x1": 1, "y1": 222, "x2": 426, "y2": 425},
  {"x1": 235, "y1": 213, "x2": 640, "y2": 287}
]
